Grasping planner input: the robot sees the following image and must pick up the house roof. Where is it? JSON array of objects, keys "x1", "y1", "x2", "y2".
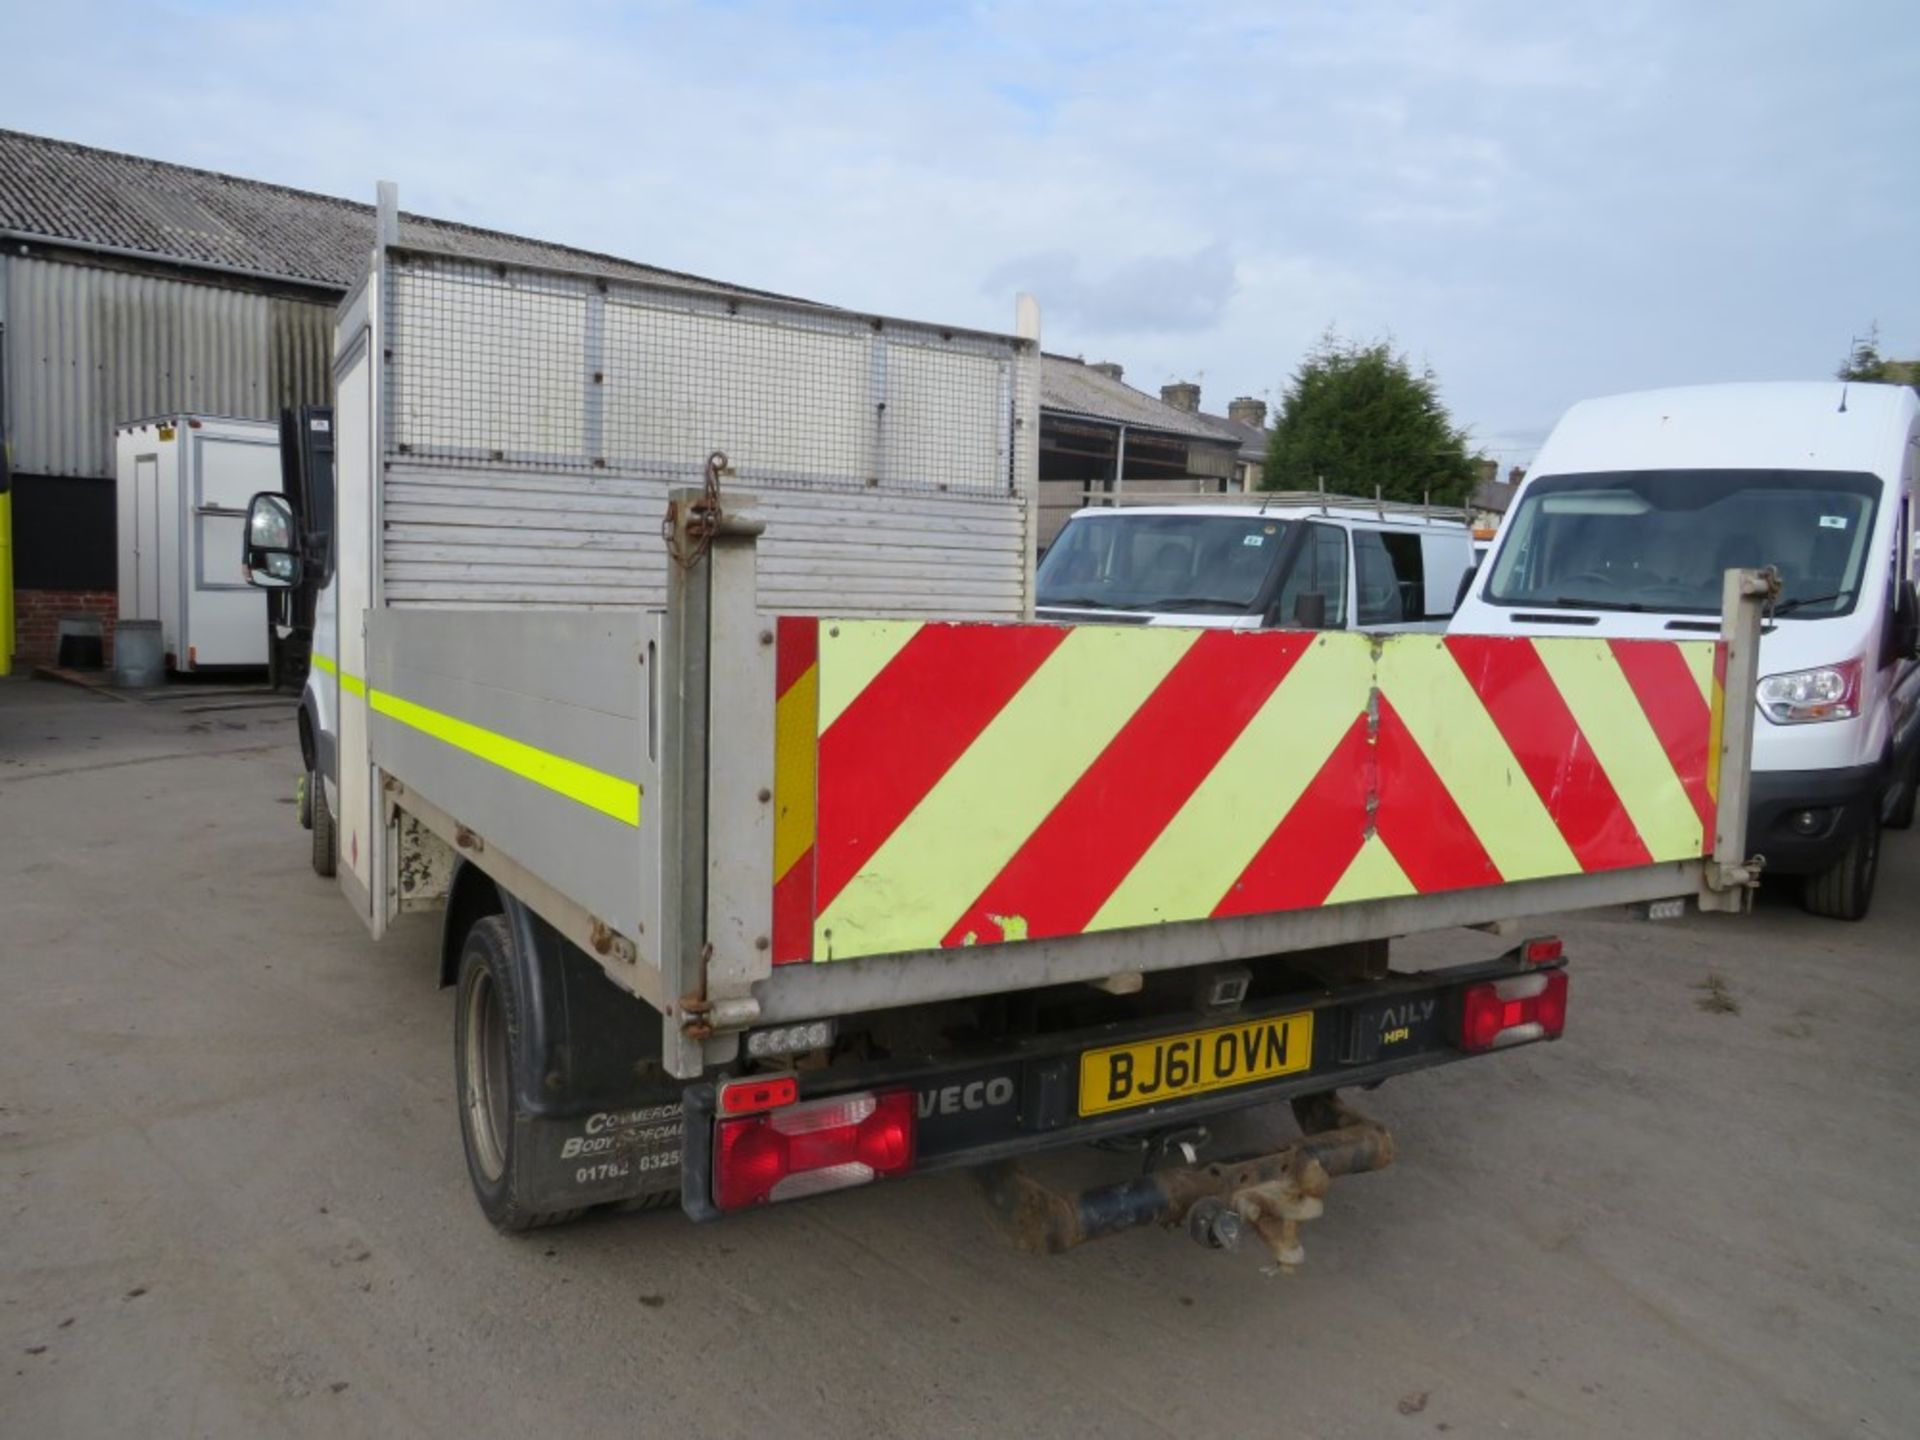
[
  {"x1": 1041, "y1": 355, "x2": 1246, "y2": 446},
  {"x1": 1204, "y1": 411, "x2": 1269, "y2": 462},
  {"x1": 1470, "y1": 474, "x2": 1518, "y2": 513},
  {"x1": 0, "y1": 128, "x2": 759, "y2": 297}
]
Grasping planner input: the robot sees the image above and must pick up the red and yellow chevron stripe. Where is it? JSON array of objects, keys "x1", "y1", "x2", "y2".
[{"x1": 771, "y1": 619, "x2": 1721, "y2": 964}]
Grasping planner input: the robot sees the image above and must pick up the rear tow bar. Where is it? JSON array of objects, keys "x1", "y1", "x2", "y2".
[{"x1": 974, "y1": 1093, "x2": 1394, "y2": 1271}]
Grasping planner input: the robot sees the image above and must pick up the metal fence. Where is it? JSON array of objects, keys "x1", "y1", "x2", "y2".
[{"x1": 382, "y1": 249, "x2": 1032, "y2": 499}]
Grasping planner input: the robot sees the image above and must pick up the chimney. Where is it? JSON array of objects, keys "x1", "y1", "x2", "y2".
[
  {"x1": 1088, "y1": 360, "x2": 1124, "y2": 381},
  {"x1": 1227, "y1": 396, "x2": 1267, "y2": 429},
  {"x1": 1161, "y1": 381, "x2": 1201, "y2": 413},
  {"x1": 1476, "y1": 457, "x2": 1498, "y2": 485},
  {"x1": 1507, "y1": 466, "x2": 1525, "y2": 486}
]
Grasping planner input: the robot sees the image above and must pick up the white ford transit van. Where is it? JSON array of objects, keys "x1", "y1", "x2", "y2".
[
  {"x1": 1038, "y1": 499, "x2": 1474, "y2": 633},
  {"x1": 1451, "y1": 382, "x2": 1920, "y2": 919}
]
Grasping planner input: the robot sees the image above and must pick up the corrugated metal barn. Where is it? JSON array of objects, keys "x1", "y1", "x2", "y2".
[{"x1": 0, "y1": 129, "x2": 764, "y2": 663}]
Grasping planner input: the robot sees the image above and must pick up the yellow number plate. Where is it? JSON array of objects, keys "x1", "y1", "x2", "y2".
[{"x1": 1078, "y1": 1012, "x2": 1314, "y2": 1117}]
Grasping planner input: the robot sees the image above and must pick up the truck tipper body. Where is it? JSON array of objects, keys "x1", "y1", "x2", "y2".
[{"x1": 244, "y1": 233, "x2": 1768, "y2": 1265}]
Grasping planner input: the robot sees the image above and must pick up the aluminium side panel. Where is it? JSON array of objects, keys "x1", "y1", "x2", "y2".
[
  {"x1": 365, "y1": 609, "x2": 663, "y2": 966},
  {"x1": 380, "y1": 468, "x2": 1027, "y2": 616}
]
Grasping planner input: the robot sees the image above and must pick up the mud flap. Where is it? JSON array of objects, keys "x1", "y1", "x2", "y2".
[
  {"x1": 494, "y1": 890, "x2": 691, "y2": 1212},
  {"x1": 512, "y1": 1105, "x2": 686, "y2": 1214}
]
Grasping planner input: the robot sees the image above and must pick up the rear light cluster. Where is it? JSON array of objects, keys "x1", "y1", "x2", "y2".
[
  {"x1": 1459, "y1": 970, "x2": 1568, "y2": 1053},
  {"x1": 713, "y1": 1084, "x2": 915, "y2": 1212}
]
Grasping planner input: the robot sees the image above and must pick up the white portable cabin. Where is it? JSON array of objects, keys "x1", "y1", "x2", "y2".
[{"x1": 115, "y1": 414, "x2": 282, "y2": 670}]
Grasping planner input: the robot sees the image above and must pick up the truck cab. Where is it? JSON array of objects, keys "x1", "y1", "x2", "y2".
[
  {"x1": 1037, "y1": 500, "x2": 1473, "y2": 632},
  {"x1": 1451, "y1": 382, "x2": 1920, "y2": 919}
]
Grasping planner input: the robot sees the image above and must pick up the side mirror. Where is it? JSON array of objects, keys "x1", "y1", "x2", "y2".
[
  {"x1": 244, "y1": 492, "x2": 301, "y2": 589},
  {"x1": 1291, "y1": 591, "x2": 1328, "y2": 629}
]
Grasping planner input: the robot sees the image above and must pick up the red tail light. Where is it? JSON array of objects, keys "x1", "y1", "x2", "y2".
[
  {"x1": 718, "y1": 1074, "x2": 799, "y2": 1115},
  {"x1": 713, "y1": 1089, "x2": 916, "y2": 1211},
  {"x1": 1521, "y1": 936, "x2": 1563, "y2": 966},
  {"x1": 1460, "y1": 970, "x2": 1569, "y2": 1053}
]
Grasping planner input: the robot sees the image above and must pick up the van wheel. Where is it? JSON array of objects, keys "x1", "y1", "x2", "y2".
[
  {"x1": 1886, "y1": 755, "x2": 1917, "y2": 831},
  {"x1": 454, "y1": 916, "x2": 584, "y2": 1232},
  {"x1": 1801, "y1": 812, "x2": 1880, "y2": 921},
  {"x1": 310, "y1": 770, "x2": 337, "y2": 878}
]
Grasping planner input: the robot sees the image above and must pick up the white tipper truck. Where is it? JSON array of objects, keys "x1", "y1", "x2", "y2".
[{"x1": 242, "y1": 225, "x2": 1770, "y2": 1265}]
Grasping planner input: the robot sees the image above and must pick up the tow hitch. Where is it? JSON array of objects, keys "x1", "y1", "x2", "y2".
[{"x1": 975, "y1": 1093, "x2": 1393, "y2": 1271}]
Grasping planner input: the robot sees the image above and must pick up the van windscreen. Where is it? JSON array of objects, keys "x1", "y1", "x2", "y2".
[
  {"x1": 1037, "y1": 513, "x2": 1292, "y2": 614},
  {"x1": 1485, "y1": 469, "x2": 1881, "y2": 617}
]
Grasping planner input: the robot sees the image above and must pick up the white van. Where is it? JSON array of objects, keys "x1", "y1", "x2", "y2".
[
  {"x1": 1037, "y1": 499, "x2": 1475, "y2": 632},
  {"x1": 1451, "y1": 382, "x2": 1920, "y2": 919}
]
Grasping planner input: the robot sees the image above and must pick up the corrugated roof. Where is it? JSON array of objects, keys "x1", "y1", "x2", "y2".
[
  {"x1": 0, "y1": 129, "x2": 760, "y2": 296},
  {"x1": 1041, "y1": 355, "x2": 1247, "y2": 445}
]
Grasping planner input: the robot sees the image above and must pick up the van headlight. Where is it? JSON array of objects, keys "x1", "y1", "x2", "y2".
[{"x1": 1756, "y1": 659, "x2": 1861, "y2": 724}]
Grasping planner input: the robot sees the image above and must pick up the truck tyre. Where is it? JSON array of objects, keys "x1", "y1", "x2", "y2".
[
  {"x1": 310, "y1": 769, "x2": 337, "y2": 878},
  {"x1": 297, "y1": 770, "x2": 313, "y2": 830},
  {"x1": 455, "y1": 916, "x2": 585, "y2": 1232},
  {"x1": 1801, "y1": 811, "x2": 1880, "y2": 921}
]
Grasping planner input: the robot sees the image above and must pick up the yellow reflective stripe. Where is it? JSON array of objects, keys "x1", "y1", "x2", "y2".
[
  {"x1": 310, "y1": 653, "x2": 638, "y2": 826},
  {"x1": 818, "y1": 619, "x2": 920, "y2": 734},
  {"x1": 310, "y1": 651, "x2": 364, "y2": 697},
  {"x1": 1533, "y1": 639, "x2": 1699, "y2": 861},
  {"x1": 1088, "y1": 636, "x2": 1375, "y2": 933},
  {"x1": 369, "y1": 689, "x2": 640, "y2": 827},
  {"x1": 1378, "y1": 638, "x2": 1578, "y2": 881},
  {"x1": 773, "y1": 661, "x2": 818, "y2": 879},
  {"x1": 1323, "y1": 834, "x2": 1417, "y2": 904},
  {"x1": 816, "y1": 625, "x2": 1198, "y2": 959}
]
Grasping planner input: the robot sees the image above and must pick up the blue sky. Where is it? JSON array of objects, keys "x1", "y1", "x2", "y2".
[{"x1": 6, "y1": 0, "x2": 1917, "y2": 463}]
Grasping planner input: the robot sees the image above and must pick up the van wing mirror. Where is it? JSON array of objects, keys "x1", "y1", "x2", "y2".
[
  {"x1": 243, "y1": 492, "x2": 302, "y2": 589},
  {"x1": 1898, "y1": 579, "x2": 1920, "y2": 662}
]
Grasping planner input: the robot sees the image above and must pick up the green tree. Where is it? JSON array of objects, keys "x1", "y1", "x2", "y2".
[
  {"x1": 1263, "y1": 333, "x2": 1481, "y2": 505},
  {"x1": 1838, "y1": 324, "x2": 1890, "y2": 382}
]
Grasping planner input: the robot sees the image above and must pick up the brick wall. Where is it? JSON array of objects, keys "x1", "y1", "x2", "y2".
[{"x1": 13, "y1": 589, "x2": 118, "y2": 666}]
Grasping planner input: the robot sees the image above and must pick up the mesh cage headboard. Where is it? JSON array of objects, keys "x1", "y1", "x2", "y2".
[{"x1": 381, "y1": 249, "x2": 1033, "y2": 500}]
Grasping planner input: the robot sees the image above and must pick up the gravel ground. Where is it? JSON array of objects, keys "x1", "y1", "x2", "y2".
[{"x1": 2, "y1": 673, "x2": 1916, "y2": 1439}]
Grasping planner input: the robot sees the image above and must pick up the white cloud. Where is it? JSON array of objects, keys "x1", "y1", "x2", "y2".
[{"x1": 3, "y1": 0, "x2": 1916, "y2": 463}]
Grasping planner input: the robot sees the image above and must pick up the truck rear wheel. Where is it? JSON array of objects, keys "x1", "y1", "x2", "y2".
[
  {"x1": 454, "y1": 916, "x2": 585, "y2": 1232},
  {"x1": 1800, "y1": 811, "x2": 1880, "y2": 921},
  {"x1": 309, "y1": 769, "x2": 336, "y2": 878}
]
